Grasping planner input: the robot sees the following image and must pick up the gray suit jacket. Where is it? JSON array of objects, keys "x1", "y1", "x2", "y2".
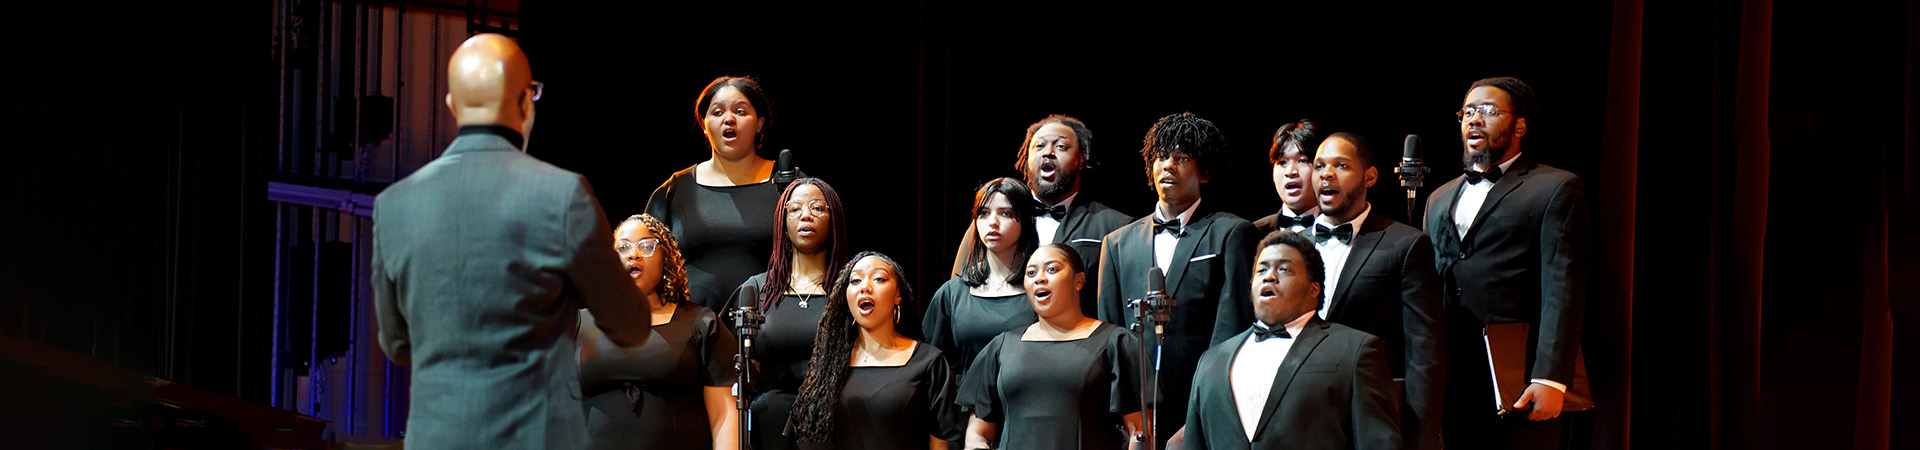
[{"x1": 372, "y1": 132, "x2": 649, "y2": 449}]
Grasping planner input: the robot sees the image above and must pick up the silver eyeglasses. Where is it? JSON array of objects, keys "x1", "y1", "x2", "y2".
[{"x1": 1455, "y1": 104, "x2": 1509, "y2": 123}]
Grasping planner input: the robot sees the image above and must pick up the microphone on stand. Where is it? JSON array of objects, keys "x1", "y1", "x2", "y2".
[
  {"x1": 1130, "y1": 266, "x2": 1172, "y2": 447},
  {"x1": 771, "y1": 149, "x2": 798, "y2": 187},
  {"x1": 729, "y1": 285, "x2": 768, "y2": 450},
  {"x1": 1394, "y1": 134, "x2": 1430, "y2": 221}
]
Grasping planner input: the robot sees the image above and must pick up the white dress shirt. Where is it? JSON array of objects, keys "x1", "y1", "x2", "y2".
[
  {"x1": 1452, "y1": 153, "x2": 1523, "y2": 239},
  {"x1": 1035, "y1": 193, "x2": 1076, "y2": 244},
  {"x1": 1229, "y1": 311, "x2": 1315, "y2": 441},
  {"x1": 1449, "y1": 153, "x2": 1567, "y2": 394},
  {"x1": 1312, "y1": 204, "x2": 1371, "y2": 319},
  {"x1": 1152, "y1": 199, "x2": 1202, "y2": 273}
]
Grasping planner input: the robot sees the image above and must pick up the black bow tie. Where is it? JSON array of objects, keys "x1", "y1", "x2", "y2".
[
  {"x1": 1152, "y1": 216, "x2": 1186, "y2": 237},
  {"x1": 1277, "y1": 213, "x2": 1315, "y2": 229},
  {"x1": 1464, "y1": 165, "x2": 1505, "y2": 184},
  {"x1": 1252, "y1": 323, "x2": 1293, "y2": 342},
  {"x1": 1036, "y1": 204, "x2": 1068, "y2": 221},
  {"x1": 1312, "y1": 223, "x2": 1354, "y2": 245}
]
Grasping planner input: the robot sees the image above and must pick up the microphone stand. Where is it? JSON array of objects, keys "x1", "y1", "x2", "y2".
[
  {"x1": 730, "y1": 302, "x2": 766, "y2": 450},
  {"x1": 1128, "y1": 288, "x2": 1173, "y2": 449},
  {"x1": 1396, "y1": 158, "x2": 1428, "y2": 222}
]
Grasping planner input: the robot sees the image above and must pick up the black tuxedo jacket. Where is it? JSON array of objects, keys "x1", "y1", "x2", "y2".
[
  {"x1": 950, "y1": 198, "x2": 1133, "y2": 317},
  {"x1": 1422, "y1": 157, "x2": 1588, "y2": 387},
  {"x1": 1095, "y1": 203, "x2": 1258, "y2": 435},
  {"x1": 1321, "y1": 213, "x2": 1445, "y2": 450},
  {"x1": 1183, "y1": 317, "x2": 1402, "y2": 450}
]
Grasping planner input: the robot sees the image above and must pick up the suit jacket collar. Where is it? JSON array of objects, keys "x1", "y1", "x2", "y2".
[
  {"x1": 1163, "y1": 203, "x2": 1221, "y2": 295},
  {"x1": 1251, "y1": 315, "x2": 1332, "y2": 438},
  {"x1": 1327, "y1": 214, "x2": 1392, "y2": 319},
  {"x1": 443, "y1": 131, "x2": 523, "y2": 156},
  {"x1": 1054, "y1": 198, "x2": 1095, "y2": 244},
  {"x1": 1462, "y1": 157, "x2": 1539, "y2": 242}
]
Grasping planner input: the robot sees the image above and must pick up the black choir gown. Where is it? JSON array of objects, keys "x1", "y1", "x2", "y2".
[
  {"x1": 578, "y1": 301, "x2": 738, "y2": 450},
  {"x1": 920, "y1": 277, "x2": 1037, "y2": 379},
  {"x1": 645, "y1": 165, "x2": 789, "y2": 313},
  {"x1": 789, "y1": 343, "x2": 968, "y2": 450},
  {"x1": 728, "y1": 273, "x2": 830, "y2": 450},
  {"x1": 958, "y1": 322, "x2": 1147, "y2": 450}
]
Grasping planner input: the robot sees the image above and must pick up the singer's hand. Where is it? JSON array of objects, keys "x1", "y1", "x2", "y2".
[{"x1": 1514, "y1": 382, "x2": 1564, "y2": 421}]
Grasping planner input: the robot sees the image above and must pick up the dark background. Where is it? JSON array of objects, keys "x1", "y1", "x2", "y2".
[{"x1": 5, "y1": 1, "x2": 1915, "y2": 449}]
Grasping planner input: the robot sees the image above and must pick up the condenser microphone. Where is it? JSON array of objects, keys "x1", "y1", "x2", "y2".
[
  {"x1": 771, "y1": 149, "x2": 798, "y2": 186},
  {"x1": 1395, "y1": 134, "x2": 1430, "y2": 220},
  {"x1": 1145, "y1": 267, "x2": 1170, "y2": 335}
]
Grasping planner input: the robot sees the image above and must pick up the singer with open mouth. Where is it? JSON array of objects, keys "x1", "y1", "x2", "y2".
[
  {"x1": 1095, "y1": 112, "x2": 1259, "y2": 449},
  {"x1": 923, "y1": 177, "x2": 1043, "y2": 383},
  {"x1": 958, "y1": 243, "x2": 1147, "y2": 450},
  {"x1": 647, "y1": 76, "x2": 802, "y2": 315},
  {"x1": 579, "y1": 214, "x2": 741, "y2": 450},
  {"x1": 787, "y1": 252, "x2": 966, "y2": 450},
  {"x1": 1254, "y1": 118, "x2": 1325, "y2": 236},
  {"x1": 725, "y1": 177, "x2": 849, "y2": 450}
]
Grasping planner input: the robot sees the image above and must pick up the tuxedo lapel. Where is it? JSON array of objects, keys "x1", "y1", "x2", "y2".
[
  {"x1": 1328, "y1": 216, "x2": 1387, "y2": 319},
  {"x1": 1217, "y1": 328, "x2": 1257, "y2": 431},
  {"x1": 1055, "y1": 201, "x2": 1092, "y2": 244},
  {"x1": 1465, "y1": 161, "x2": 1531, "y2": 242},
  {"x1": 1252, "y1": 318, "x2": 1330, "y2": 438},
  {"x1": 1165, "y1": 212, "x2": 1214, "y2": 296}
]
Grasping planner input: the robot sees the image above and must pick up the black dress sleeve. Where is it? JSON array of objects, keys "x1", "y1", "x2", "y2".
[
  {"x1": 921, "y1": 349, "x2": 968, "y2": 443},
  {"x1": 920, "y1": 279, "x2": 960, "y2": 372},
  {"x1": 643, "y1": 170, "x2": 677, "y2": 225},
  {"x1": 699, "y1": 305, "x2": 742, "y2": 386},
  {"x1": 1108, "y1": 326, "x2": 1147, "y2": 415},
  {"x1": 955, "y1": 333, "x2": 1008, "y2": 423}
]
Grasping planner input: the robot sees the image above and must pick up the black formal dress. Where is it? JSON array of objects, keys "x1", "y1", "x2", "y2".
[
  {"x1": 579, "y1": 301, "x2": 738, "y2": 450},
  {"x1": 645, "y1": 165, "x2": 788, "y2": 313},
  {"x1": 1095, "y1": 202, "x2": 1259, "y2": 443},
  {"x1": 727, "y1": 273, "x2": 830, "y2": 450},
  {"x1": 790, "y1": 343, "x2": 967, "y2": 450},
  {"x1": 921, "y1": 277, "x2": 1037, "y2": 378},
  {"x1": 950, "y1": 198, "x2": 1133, "y2": 318},
  {"x1": 1423, "y1": 156, "x2": 1588, "y2": 449},
  {"x1": 958, "y1": 322, "x2": 1146, "y2": 450},
  {"x1": 1183, "y1": 317, "x2": 1402, "y2": 450},
  {"x1": 1314, "y1": 213, "x2": 1446, "y2": 450}
]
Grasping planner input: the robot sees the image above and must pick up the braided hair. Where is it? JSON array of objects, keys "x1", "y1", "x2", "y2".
[{"x1": 787, "y1": 251, "x2": 917, "y2": 443}]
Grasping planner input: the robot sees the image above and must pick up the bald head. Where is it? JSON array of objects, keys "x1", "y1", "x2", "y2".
[{"x1": 446, "y1": 33, "x2": 535, "y2": 139}]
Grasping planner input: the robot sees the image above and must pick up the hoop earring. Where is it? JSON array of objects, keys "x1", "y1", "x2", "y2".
[{"x1": 894, "y1": 304, "x2": 902, "y2": 324}]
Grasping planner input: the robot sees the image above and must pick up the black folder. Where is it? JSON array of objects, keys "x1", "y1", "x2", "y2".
[{"x1": 1483, "y1": 322, "x2": 1595, "y2": 415}]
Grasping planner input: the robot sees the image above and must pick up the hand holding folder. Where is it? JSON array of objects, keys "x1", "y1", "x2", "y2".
[{"x1": 1483, "y1": 322, "x2": 1594, "y2": 417}]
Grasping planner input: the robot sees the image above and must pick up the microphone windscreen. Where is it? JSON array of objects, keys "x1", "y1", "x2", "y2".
[
  {"x1": 776, "y1": 148, "x2": 794, "y2": 171},
  {"x1": 1147, "y1": 266, "x2": 1165, "y2": 294},
  {"x1": 1403, "y1": 134, "x2": 1422, "y2": 160}
]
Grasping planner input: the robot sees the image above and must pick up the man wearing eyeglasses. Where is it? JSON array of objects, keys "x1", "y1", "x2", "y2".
[
  {"x1": 1423, "y1": 77, "x2": 1589, "y2": 449},
  {"x1": 371, "y1": 33, "x2": 650, "y2": 449}
]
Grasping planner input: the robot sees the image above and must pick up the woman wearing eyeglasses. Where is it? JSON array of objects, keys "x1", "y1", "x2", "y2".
[
  {"x1": 579, "y1": 214, "x2": 741, "y2": 450},
  {"x1": 726, "y1": 177, "x2": 850, "y2": 450},
  {"x1": 646, "y1": 76, "x2": 800, "y2": 315},
  {"x1": 922, "y1": 178, "x2": 1043, "y2": 383}
]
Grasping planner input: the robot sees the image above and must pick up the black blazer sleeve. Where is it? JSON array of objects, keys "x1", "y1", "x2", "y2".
[
  {"x1": 1535, "y1": 176, "x2": 1587, "y2": 383},
  {"x1": 1210, "y1": 220, "x2": 1260, "y2": 345},
  {"x1": 1398, "y1": 228, "x2": 1446, "y2": 449}
]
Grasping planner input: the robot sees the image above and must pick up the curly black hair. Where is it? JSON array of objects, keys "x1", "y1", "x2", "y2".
[{"x1": 1138, "y1": 112, "x2": 1230, "y2": 191}]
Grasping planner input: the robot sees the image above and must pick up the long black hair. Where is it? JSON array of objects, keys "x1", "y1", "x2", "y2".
[
  {"x1": 959, "y1": 177, "x2": 1042, "y2": 288},
  {"x1": 788, "y1": 251, "x2": 917, "y2": 443},
  {"x1": 759, "y1": 177, "x2": 850, "y2": 309}
]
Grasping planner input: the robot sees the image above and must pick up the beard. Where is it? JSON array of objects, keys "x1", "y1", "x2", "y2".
[
  {"x1": 1463, "y1": 131, "x2": 1511, "y2": 168},
  {"x1": 1027, "y1": 168, "x2": 1080, "y2": 202}
]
